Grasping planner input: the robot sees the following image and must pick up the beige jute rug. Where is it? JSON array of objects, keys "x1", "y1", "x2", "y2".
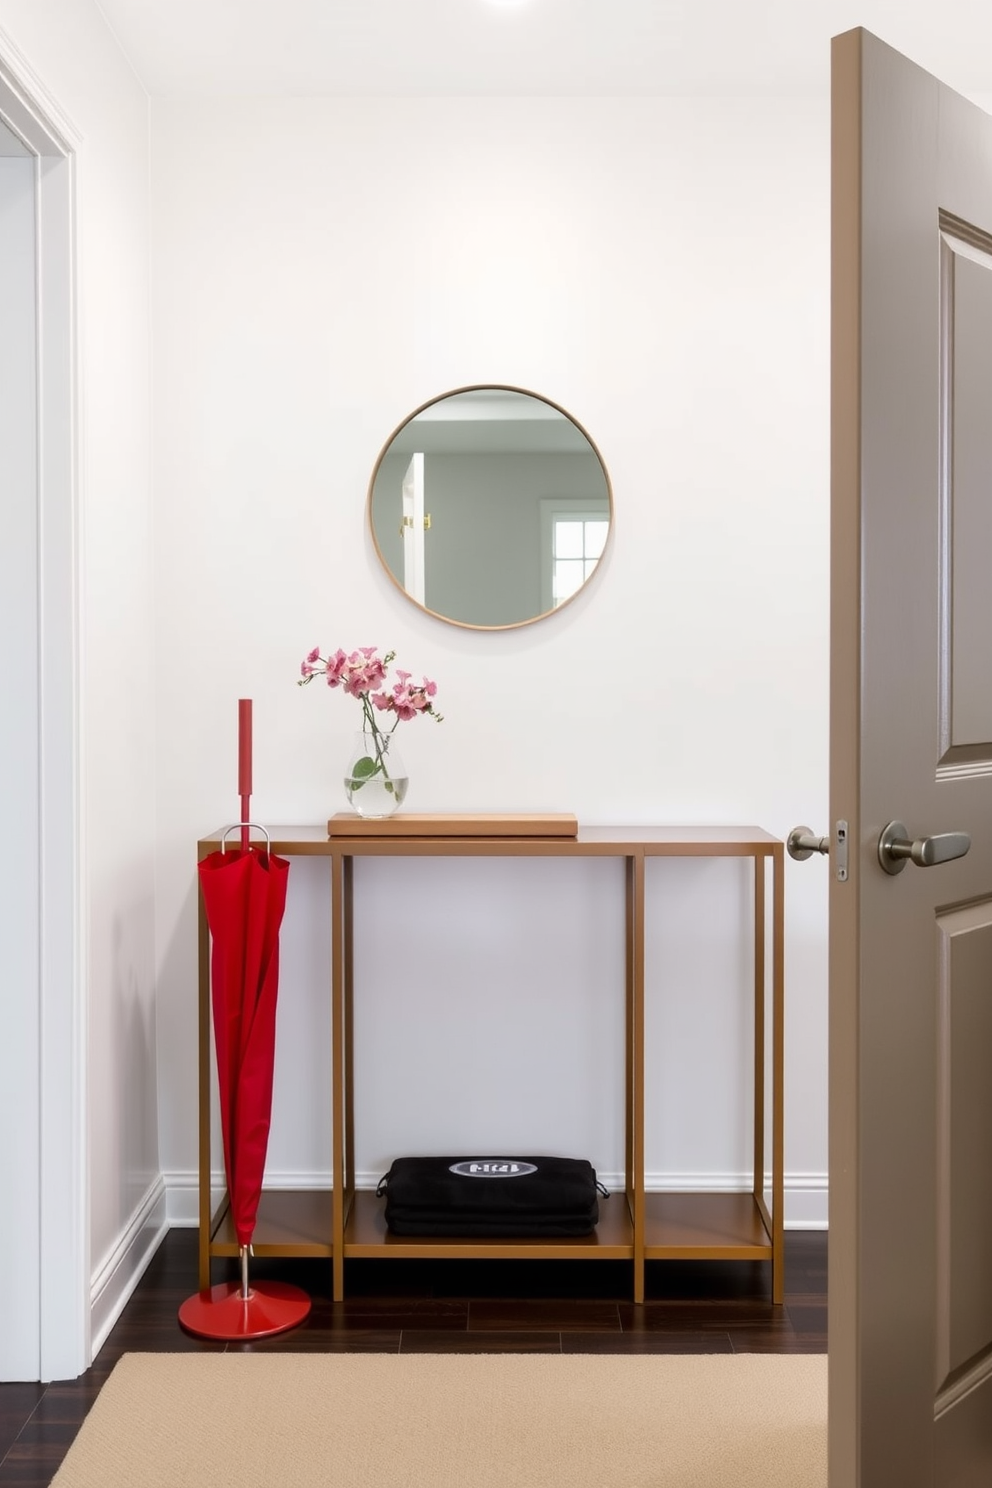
[{"x1": 52, "y1": 1351, "x2": 827, "y2": 1487}]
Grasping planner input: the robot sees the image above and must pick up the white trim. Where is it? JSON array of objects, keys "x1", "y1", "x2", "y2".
[
  {"x1": 0, "y1": 42, "x2": 84, "y2": 1382},
  {"x1": 164, "y1": 1169, "x2": 335, "y2": 1227},
  {"x1": 0, "y1": 28, "x2": 80, "y2": 152},
  {"x1": 0, "y1": 146, "x2": 42, "y2": 1384},
  {"x1": 770, "y1": 1172, "x2": 831, "y2": 1230},
  {"x1": 164, "y1": 1168, "x2": 828, "y2": 1231},
  {"x1": 89, "y1": 1178, "x2": 168, "y2": 1358},
  {"x1": 37, "y1": 131, "x2": 86, "y2": 1385},
  {"x1": 643, "y1": 1170, "x2": 829, "y2": 1230},
  {"x1": 165, "y1": 1175, "x2": 209, "y2": 1229}
]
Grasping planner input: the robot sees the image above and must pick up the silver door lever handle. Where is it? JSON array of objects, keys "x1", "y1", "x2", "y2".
[
  {"x1": 787, "y1": 826, "x2": 830, "y2": 861},
  {"x1": 877, "y1": 820, "x2": 971, "y2": 876}
]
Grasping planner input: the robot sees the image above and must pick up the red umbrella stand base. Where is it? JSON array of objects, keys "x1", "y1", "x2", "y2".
[{"x1": 178, "y1": 1281, "x2": 311, "y2": 1341}]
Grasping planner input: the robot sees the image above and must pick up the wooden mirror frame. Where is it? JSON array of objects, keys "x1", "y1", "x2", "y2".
[{"x1": 367, "y1": 384, "x2": 614, "y2": 631}]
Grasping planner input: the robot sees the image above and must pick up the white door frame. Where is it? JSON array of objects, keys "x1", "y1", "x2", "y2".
[{"x1": 0, "y1": 33, "x2": 86, "y2": 1382}]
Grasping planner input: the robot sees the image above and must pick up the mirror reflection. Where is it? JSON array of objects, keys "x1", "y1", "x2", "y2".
[{"x1": 368, "y1": 386, "x2": 612, "y2": 630}]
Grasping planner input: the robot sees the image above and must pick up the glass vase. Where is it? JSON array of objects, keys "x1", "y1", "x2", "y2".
[{"x1": 343, "y1": 729, "x2": 408, "y2": 818}]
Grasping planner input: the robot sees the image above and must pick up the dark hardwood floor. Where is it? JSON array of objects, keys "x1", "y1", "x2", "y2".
[{"x1": 0, "y1": 1226, "x2": 826, "y2": 1485}]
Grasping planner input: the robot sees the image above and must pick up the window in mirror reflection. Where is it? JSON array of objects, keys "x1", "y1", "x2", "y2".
[
  {"x1": 553, "y1": 516, "x2": 609, "y2": 606},
  {"x1": 369, "y1": 387, "x2": 613, "y2": 630},
  {"x1": 539, "y1": 498, "x2": 610, "y2": 613}
]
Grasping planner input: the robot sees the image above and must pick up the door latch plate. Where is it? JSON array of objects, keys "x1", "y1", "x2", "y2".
[{"x1": 835, "y1": 820, "x2": 848, "y2": 882}]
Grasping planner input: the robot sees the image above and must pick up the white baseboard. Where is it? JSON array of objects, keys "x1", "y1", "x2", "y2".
[
  {"x1": 642, "y1": 1170, "x2": 829, "y2": 1231},
  {"x1": 771, "y1": 1173, "x2": 830, "y2": 1230},
  {"x1": 89, "y1": 1166, "x2": 826, "y2": 1354},
  {"x1": 83, "y1": 1164, "x2": 825, "y2": 1367},
  {"x1": 164, "y1": 1168, "x2": 828, "y2": 1231},
  {"x1": 89, "y1": 1176, "x2": 168, "y2": 1359},
  {"x1": 164, "y1": 1169, "x2": 334, "y2": 1226}
]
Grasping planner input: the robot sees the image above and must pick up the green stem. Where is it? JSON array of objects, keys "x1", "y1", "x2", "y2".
[{"x1": 360, "y1": 697, "x2": 393, "y2": 788}]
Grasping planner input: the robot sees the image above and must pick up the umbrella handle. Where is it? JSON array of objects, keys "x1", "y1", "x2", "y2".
[
  {"x1": 220, "y1": 823, "x2": 272, "y2": 855},
  {"x1": 240, "y1": 1245, "x2": 253, "y2": 1301}
]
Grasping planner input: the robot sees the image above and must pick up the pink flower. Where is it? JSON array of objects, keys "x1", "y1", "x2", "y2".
[
  {"x1": 297, "y1": 644, "x2": 443, "y2": 741},
  {"x1": 342, "y1": 650, "x2": 387, "y2": 697},
  {"x1": 390, "y1": 694, "x2": 419, "y2": 722},
  {"x1": 388, "y1": 676, "x2": 438, "y2": 721},
  {"x1": 321, "y1": 649, "x2": 349, "y2": 688}
]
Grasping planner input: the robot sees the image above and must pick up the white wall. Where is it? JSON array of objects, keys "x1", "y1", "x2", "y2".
[
  {"x1": 0, "y1": 0, "x2": 158, "y2": 1371},
  {"x1": 152, "y1": 96, "x2": 830, "y2": 1220}
]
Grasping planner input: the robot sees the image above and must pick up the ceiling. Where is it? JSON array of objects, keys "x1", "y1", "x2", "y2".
[{"x1": 92, "y1": 0, "x2": 992, "y2": 100}]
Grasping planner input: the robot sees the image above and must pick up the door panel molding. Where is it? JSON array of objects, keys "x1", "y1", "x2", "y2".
[
  {"x1": 936, "y1": 905, "x2": 992, "y2": 1391},
  {"x1": 938, "y1": 219, "x2": 992, "y2": 771}
]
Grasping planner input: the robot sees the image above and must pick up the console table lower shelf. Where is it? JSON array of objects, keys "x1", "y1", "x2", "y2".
[
  {"x1": 206, "y1": 1190, "x2": 334, "y2": 1260},
  {"x1": 342, "y1": 1188, "x2": 634, "y2": 1260},
  {"x1": 201, "y1": 1187, "x2": 775, "y2": 1278},
  {"x1": 642, "y1": 1192, "x2": 776, "y2": 1261}
]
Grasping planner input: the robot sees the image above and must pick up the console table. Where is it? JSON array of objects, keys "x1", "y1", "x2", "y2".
[{"x1": 195, "y1": 822, "x2": 784, "y2": 1304}]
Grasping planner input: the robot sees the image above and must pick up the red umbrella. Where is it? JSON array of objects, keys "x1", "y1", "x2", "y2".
[
  {"x1": 200, "y1": 835, "x2": 288, "y2": 1249},
  {"x1": 179, "y1": 700, "x2": 310, "y2": 1340}
]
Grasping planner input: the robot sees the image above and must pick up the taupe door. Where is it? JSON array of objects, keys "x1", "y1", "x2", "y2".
[{"x1": 831, "y1": 27, "x2": 992, "y2": 1487}]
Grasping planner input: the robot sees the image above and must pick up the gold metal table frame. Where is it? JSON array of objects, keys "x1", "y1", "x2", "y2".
[{"x1": 196, "y1": 822, "x2": 785, "y2": 1305}]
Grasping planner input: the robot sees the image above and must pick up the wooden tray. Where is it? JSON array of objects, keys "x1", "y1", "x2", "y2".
[{"x1": 327, "y1": 812, "x2": 578, "y2": 839}]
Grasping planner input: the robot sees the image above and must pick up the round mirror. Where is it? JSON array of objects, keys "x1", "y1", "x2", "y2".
[{"x1": 367, "y1": 385, "x2": 613, "y2": 630}]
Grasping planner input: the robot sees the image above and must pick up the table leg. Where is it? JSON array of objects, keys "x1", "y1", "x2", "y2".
[
  {"x1": 771, "y1": 843, "x2": 785, "y2": 1305},
  {"x1": 627, "y1": 852, "x2": 645, "y2": 1304},
  {"x1": 331, "y1": 851, "x2": 348, "y2": 1302}
]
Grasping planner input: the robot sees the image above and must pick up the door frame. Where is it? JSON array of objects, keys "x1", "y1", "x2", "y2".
[{"x1": 0, "y1": 30, "x2": 86, "y2": 1381}]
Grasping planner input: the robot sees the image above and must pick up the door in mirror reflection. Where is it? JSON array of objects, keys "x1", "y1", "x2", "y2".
[
  {"x1": 401, "y1": 452, "x2": 425, "y2": 604},
  {"x1": 368, "y1": 386, "x2": 613, "y2": 630}
]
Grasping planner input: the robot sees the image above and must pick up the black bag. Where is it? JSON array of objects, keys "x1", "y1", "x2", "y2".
[{"x1": 376, "y1": 1155, "x2": 603, "y2": 1237}]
